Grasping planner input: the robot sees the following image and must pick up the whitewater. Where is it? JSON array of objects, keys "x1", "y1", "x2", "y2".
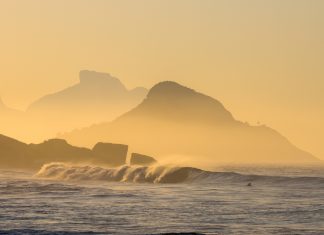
[{"x1": 0, "y1": 163, "x2": 324, "y2": 234}]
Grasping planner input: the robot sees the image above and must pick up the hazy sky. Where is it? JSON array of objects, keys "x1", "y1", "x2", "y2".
[{"x1": 0, "y1": 0, "x2": 323, "y2": 159}]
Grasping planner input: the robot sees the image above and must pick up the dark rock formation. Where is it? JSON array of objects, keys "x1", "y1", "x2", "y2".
[
  {"x1": 0, "y1": 134, "x2": 129, "y2": 170},
  {"x1": 92, "y1": 142, "x2": 128, "y2": 166},
  {"x1": 28, "y1": 139, "x2": 92, "y2": 164},
  {"x1": 130, "y1": 153, "x2": 157, "y2": 166},
  {"x1": 0, "y1": 134, "x2": 31, "y2": 169}
]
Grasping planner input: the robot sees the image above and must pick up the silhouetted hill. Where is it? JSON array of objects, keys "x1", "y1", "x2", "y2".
[
  {"x1": 121, "y1": 81, "x2": 235, "y2": 124},
  {"x1": 0, "y1": 71, "x2": 147, "y2": 143},
  {"x1": 62, "y1": 81, "x2": 318, "y2": 165},
  {"x1": 0, "y1": 134, "x2": 33, "y2": 169},
  {"x1": 28, "y1": 70, "x2": 147, "y2": 114},
  {"x1": 0, "y1": 134, "x2": 129, "y2": 170},
  {"x1": 28, "y1": 139, "x2": 92, "y2": 164}
]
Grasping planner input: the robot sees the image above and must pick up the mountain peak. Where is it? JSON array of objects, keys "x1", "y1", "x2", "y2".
[
  {"x1": 79, "y1": 70, "x2": 124, "y2": 88},
  {"x1": 119, "y1": 80, "x2": 235, "y2": 124},
  {"x1": 147, "y1": 81, "x2": 195, "y2": 100},
  {"x1": 62, "y1": 79, "x2": 318, "y2": 164}
]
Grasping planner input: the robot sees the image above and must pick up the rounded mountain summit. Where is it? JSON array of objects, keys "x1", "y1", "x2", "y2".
[
  {"x1": 62, "y1": 80, "x2": 318, "y2": 165},
  {"x1": 121, "y1": 81, "x2": 235, "y2": 124}
]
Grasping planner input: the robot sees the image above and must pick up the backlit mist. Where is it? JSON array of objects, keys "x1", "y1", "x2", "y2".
[{"x1": 1, "y1": 0, "x2": 323, "y2": 160}]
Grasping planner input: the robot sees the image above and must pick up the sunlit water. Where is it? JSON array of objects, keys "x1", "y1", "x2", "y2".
[{"x1": 0, "y1": 165, "x2": 324, "y2": 235}]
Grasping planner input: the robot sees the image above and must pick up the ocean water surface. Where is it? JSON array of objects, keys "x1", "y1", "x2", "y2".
[{"x1": 0, "y1": 164, "x2": 324, "y2": 235}]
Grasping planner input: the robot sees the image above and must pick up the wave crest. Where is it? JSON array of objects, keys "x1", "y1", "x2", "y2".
[
  {"x1": 35, "y1": 163, "x2": 203, "y2": 183},
  {"x1": 35, "y1": 162, "x2": 324, "y2": 185}
]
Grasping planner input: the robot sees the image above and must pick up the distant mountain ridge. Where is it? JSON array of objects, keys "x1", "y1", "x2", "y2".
[
  {"x1": 0, "y1": 75, "x2": 319, "y2": 165},
  {"x1": 28, "y1": 70, "x2": 147, "y2": 111},
  {"x1": 0, "y1": 70, "x2": 147, "y2": 143},
  {"x1": 62, "y1": 81, "x2": 318, "y2": 165},
  {"x1": 27, "y1": 70, "x2": 147, "y2": 122}
]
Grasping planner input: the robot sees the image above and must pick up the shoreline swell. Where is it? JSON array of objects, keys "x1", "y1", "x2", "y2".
[{"x1": 35, "y1": 163, "x2": 324, "y2": 185}]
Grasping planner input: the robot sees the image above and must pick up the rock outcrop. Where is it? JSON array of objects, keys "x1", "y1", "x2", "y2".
[
  {"x1": 28, "y1": 139, "x2": 92, "y2": 164},
  {"x1": 130, "y1": 153, "x2": 157, "y2": 166},
  {"x1": 0, "y1": 134, "x2": 31, "y2": 169},
  {"x1": 92, "y1": 142, "x2": 128, "y2": 166},
  {"x1": 0, "y1": 134, "x2": 129, "y2": 170}
]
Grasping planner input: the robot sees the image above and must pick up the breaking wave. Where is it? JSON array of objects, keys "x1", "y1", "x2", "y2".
[
  {"x1": 35, "y1": 163, "x2": 202, "y2": 183},
  {"x1": 35, "y1": 162, "x2": 324, "y2": 185}
]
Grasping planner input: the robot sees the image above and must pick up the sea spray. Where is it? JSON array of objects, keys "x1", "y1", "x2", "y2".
[
  {"x1": 35, "y1": 162, "x2": 324, "y2": 186},
  {"x1": 35, "y1": 163, "x2": 203, "y2": 183}
]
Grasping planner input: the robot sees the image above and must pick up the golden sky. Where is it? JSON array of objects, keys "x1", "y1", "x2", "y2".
[{"x1": 0, "y1": 0, "x2": 323, "y2": 159}]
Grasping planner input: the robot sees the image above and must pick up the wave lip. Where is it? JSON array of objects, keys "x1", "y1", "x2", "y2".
[
  {"x1": 35, "y1": 163, "x2": 203, "y2": 184},
  {"x1": 35, "y1": 162, "x2": 324, "y2": 185}
]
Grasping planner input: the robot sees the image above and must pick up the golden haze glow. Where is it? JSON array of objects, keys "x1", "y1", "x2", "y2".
[{"x1": 0, "y1": 0, "x2": 323, "y2": 159}]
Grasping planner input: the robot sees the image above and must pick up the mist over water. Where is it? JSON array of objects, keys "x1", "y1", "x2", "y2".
[{"x1": 1, "y1": 165, "x2": 324, "y2": 234}]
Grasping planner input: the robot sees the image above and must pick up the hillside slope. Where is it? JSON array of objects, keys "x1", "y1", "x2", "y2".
[{"x1": 62, "y1": 81, "x2": 318, "y2": 165}]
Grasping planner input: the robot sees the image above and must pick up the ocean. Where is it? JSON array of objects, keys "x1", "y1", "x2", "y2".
[{"x1": 0, "y1": 164, "x2": 323, "y2": 235}]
